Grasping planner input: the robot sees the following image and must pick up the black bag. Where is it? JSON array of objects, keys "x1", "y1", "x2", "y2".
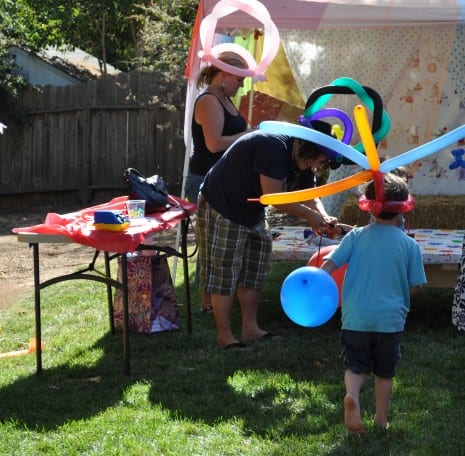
[{"x1": 124, "y1": 168, "x2": 171, "y2": 213}]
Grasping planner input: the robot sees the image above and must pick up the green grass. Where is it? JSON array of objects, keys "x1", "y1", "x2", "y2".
[{"x1": 0, "y1": 253, "x2": 464, "y2": 455}]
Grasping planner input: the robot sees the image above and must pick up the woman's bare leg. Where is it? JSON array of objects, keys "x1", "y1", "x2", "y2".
[
  {"x1": 236, "y1": 287, "x2": 268, "y2": 342},
  {"x1": 211, "y1": 293, "x2": 237, "y2": 347}
]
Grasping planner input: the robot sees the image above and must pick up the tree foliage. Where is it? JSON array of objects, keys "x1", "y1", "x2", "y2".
[
  {"x1": 132, "y1": 0, "x2": 198, "y2": 106},
  {"x1": 0, "y1": 0, "x2": 198, "y2": 102},
  {"x1": 0, "y1": 0, "x2": 34, "y2": 97},
  {"x1": 134, "y1": 0, "x2": 197, "y2": 75},
  {"x1": 8, "y1": 0, "x2": 145, "y2": 71}
]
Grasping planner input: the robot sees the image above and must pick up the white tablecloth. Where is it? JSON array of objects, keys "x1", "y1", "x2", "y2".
[{"x1": 271, "y1": 226, "x2": 465, "y2": 265}]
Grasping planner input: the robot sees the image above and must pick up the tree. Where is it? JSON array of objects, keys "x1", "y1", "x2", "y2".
[
  {"x1": 0, "y1": 0, "x2": 33, "y2": 97},
  {"x1": 132, "y1": 0, "x2": 197, "y2": 106},
  {"x1": 0, "y1": 0, "x2": 198, "y2": 101},
  {"x1": 133, "y1": 1, "x2": 197, "y2": 74},
  {"x1": 11, "y1": 0, "x2": 145, "y2": 73}
]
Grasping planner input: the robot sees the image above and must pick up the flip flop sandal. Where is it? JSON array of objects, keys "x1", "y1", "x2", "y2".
[{"x1": 223, "y1": 342, "x2": 247, "y2": 350}]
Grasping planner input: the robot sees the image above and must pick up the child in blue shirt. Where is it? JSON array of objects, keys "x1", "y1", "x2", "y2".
[{"x1": 321, "y1": 172, "x2": 426, "y2": 434}]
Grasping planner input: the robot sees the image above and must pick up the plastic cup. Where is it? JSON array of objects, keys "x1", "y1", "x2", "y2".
[{"x1": 126, "y1": 199, "x2": 145, "y2": 219}]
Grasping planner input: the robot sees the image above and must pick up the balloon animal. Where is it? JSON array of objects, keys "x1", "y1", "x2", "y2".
[{"x1": 198, "y1": 0, "x2": 280, "y2": 82}]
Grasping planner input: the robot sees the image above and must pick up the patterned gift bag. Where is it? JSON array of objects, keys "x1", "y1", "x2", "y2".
[
  {"x1": 452, "y1": 234, "x2": 465, "y2": 331},
  {"x1": 113, "y1": 253, "x2": 180, "y2": 333}
]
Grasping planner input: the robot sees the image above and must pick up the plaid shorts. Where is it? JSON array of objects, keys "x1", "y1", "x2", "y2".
[{"x1": 196, "y1": 195, "x2": 272, "y2": 295}]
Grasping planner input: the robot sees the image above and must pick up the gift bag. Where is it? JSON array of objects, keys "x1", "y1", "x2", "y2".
[{"x1": 113, "y1": 253, "x2": 180, "y2": 333}]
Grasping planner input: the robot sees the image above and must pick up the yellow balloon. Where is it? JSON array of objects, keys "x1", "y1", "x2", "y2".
[
  {"x1": 332, "y1": 124, "x2": 344, "y2": 141},
  {"x1": 354, "y1": 105, "x2": 380, "y2": 171},
  {"x1": 259, "y1": 170, "x2": 373, "y2": 205}
]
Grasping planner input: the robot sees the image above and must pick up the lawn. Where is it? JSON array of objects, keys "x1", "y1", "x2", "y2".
[{"x1": 0, "y1": 254, "x2": 464, "y2": 455}]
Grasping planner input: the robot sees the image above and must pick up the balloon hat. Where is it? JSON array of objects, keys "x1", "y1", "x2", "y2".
[
  {"x1": 257, "y1": 105, "x2": 414, "y2": 209},
  {"x1": 358, "y1": 171, "x2": 416, "y2": 216},
  {"x1": 352, "y1": 105, "x2": 415, "y2": 216},
  {"x1": 198, "y1": 0, "x2": 280, "y2": 82},
  {"x1": 302, "y1": 78, "x2": 391, "y2": 153},
  {"x1": 253, "y1": 76, "x2": 465, "y2": 207},
  {"x1": 281, "y1": 78, "x2": 388, "y2": 170},
  {"x1": 298, "y1": 108, "x2": 353, "y2": 169}
]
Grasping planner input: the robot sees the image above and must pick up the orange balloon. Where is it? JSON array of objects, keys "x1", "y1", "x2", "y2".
[
  {"x1": 259, "y1": 169, "x2": 373, "y2": 205},
  {"x1": 354, "y1": 104, "x2": 380, "y2": 171},
  {"x1": 308, "y1": 245, "x2": 347, "y2": 308}
]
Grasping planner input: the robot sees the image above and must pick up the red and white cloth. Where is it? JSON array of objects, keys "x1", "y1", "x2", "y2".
[{"x1": 12, "y1": 196, "x2": 196, "y2": 253}]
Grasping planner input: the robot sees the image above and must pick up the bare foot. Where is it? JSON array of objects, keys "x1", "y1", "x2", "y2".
[{"x1": 344, "y1": 394, "x2": 364, "y2": 435}]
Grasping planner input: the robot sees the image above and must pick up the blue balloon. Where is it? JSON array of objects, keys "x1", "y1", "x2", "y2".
[
  {"x1": 379, "y1": 124, "x2": 465, "y2": 173},
  {"x1": 280, "y1": 266, "x2": 339, "y2": 327}
]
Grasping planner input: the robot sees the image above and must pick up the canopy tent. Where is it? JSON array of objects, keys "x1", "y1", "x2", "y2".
[
  {"x1": 189, "y1": 0, "x2": 465, "y2": 30},
  {"x1": 184, "y1": 0, "x2": 465, "y2": 204}
]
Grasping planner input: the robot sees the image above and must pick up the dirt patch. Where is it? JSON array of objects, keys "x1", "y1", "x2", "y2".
[
  {"x1": 0, "y1": 206, "x2": 298, "y2": 311},
  {"x1": 0, "y1": 208, "x2": 92, "y2": 310},
  {"x1": 0, "y1": 207, "x2": 181, "y2": 310}
]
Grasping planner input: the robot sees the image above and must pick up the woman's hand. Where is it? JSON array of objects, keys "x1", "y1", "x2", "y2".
[
  {"x1": 323, "y1": 215, "x2": 338, "y2": 226},
  {"x1": 306, "y1": 210, "x2": 331, "y2": 235},
  {"x1": 319, "y1": 222, "x2": 353, "y2": 238}
]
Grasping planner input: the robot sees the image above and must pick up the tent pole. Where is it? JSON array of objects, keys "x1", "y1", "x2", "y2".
[
  {"x1": 247, "y1": 37, "x2": 255, "y2": 128},
  {"x1": 247, "y1": 29, "x2": 262, "y2": 127},
  {"x1": 172, "y1": 79, "x2": 198, "y2": 281}
]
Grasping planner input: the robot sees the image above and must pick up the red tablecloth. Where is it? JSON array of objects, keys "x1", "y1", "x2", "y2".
[{"x1": 12, "y1": 196, "x2": 196, "y2": 253}]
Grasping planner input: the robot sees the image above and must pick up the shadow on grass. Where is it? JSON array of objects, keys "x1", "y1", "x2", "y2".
[
  {"x1": 407, "y1": 287, "x2": 454, "y2": 330},
  {"x1": 0, "y1": 302, "x2": 345, "y2": 436},
  {"x1": 0, "y1": 332, "x2": 133, "y2": 428},
  {"x1": 0, "y1": 281, "x2": 460, "y2": 450}
]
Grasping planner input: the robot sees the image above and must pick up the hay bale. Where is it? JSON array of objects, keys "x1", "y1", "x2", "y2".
[
  {"x1": 407, "y1": 196, "x2": 465, "y2": 229},
  {"x1": 339, "y1": 194, "x2": 371, "y2": 227},
  {"x1": 340, "y1": 194, "x2": 465, "y2": 229}
]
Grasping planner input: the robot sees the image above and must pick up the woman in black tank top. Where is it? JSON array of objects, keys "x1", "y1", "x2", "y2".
[{"x1": 185, "y1": 51, "x2": 252, "y2": 312}]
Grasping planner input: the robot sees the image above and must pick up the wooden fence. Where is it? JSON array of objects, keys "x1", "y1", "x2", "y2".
[{"x1": 0, "y1": 71, "x2": 187, "y2": 210}]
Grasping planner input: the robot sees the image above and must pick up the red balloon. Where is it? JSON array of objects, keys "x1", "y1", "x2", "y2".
[{"x1": 308, "y1": 245, "x2": 347, "y2": 307}]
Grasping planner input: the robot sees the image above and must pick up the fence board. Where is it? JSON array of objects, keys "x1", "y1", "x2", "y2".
[{"x1": 0, "y1": 71, "x2": 186, "y2": 209}]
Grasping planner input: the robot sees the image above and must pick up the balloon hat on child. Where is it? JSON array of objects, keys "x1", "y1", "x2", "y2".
[
  {"x1": 254, "y1": 77, "x2": 393, "y2": 204},
  {"x1": 255, "y1": 99, "x2": 465, "y2": 207},
  {"x1": 352, "y1": 105, "x2": 416, "y2": 215},
  {"x1": 198, "y1": 0, "x2": 280, "y2": 82}
]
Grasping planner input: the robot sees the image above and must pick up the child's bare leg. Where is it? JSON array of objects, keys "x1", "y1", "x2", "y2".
[
  {"x1": 374, "y1": 376, "x2": 393, "y2": 428},
  {"x1": 344, "y1": 370, "x2": 367, "y2": 434}
]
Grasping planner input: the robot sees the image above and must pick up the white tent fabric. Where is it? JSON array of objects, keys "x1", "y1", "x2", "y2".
[
  {"x1": 184, "y1": 0, "x2": 465, "y2": 202},
  {"x1": 198, "y1": 0, "x2": 465, "y2": 30}
]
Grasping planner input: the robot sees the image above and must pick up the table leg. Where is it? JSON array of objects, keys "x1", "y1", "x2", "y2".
[
  {"x1": 181, "y1": 218, "x2": 192, "y2": 334},
  {"x1": 32, "y1": 243, "x2": 42, "y2": 375},
  {"x1": 104, "y1": 252, "x2": 116, "y2": 335},
  {"x1": 27, "y1": 242, "x2": 131, "y2": 376}
]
